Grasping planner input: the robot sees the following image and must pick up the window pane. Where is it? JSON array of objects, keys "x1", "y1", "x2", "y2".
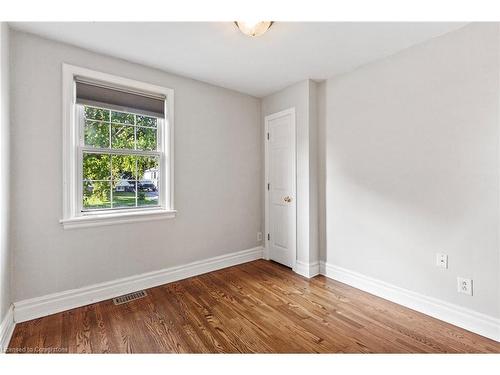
[
  {"x1": 111, "y1": 124, "x2": 135, "y2": 149},
  {"x1": 111, "y1": 155, "x2": 137, "y2": 181},
  {"x1": 136, "y1": 115, "x2": 157, "y2": 128},
  {"x1": 138, "y1": 156, "x2": 159, "y2": 207},
  {"x1": 83, "y1": 153, "x2": 111, "y2": 180},
  {"x1": 111, "y1": 110, "x2": 134, "y2": 125},
  {"x1": 84, "y1": 120, "x2": 109, "y2": 148},
  {"x1": 138, "y1": 180, "x2": 158, "y2": 206},
  {"x1": 136, "y1": 127, "x2": 157, "y2": 151},
  {"x1": 113, "y1": 180, "x2": 137, "y2": 208},
  {"x1": 137, "y1": 155, "x2": 159, "y2": 181},
  {"x1": 83, "y1": 181, "x2": 111, "y2": 210},
  {"x1": 85, "y1": 106, "x2": 110, "y2": 122}
]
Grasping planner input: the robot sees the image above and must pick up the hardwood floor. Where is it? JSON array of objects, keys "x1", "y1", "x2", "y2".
[{"x1": 8, "y1": 259, "x2": 500, "y2": 353}]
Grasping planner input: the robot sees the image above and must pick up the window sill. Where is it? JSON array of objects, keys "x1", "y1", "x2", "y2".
[{"x1": 60, "y1": 209, "x2": 177, "y2": 229}]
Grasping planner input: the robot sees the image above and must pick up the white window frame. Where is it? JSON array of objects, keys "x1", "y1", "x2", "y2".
[{"x1": 60, "y1": 64, "x2": 176, "y2": 229}]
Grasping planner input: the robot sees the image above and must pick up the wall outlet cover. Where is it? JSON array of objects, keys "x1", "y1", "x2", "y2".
[
  {"x1": 457, "y1": 277, "x2": 473, "y2": 296},
  {"x1": 257, "y1": 232, "x2": 263, "y2": 241},
  {"x1": 436, "y1": 253, "x2": 448, "y2": 269}
]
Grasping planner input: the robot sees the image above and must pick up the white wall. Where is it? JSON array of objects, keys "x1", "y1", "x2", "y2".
[
  {"x1": 10, "y1": 30, "x2": 262, "y2": 302},
  {"x1": 0, "y1": 23, "x2": 11, "y2": 322},
  {"x1": 322, "y1": 23, "x2": 500, "y2": 318},
  {"x1": 261, "y1": 80, "x2": 319, "y2": 266}
]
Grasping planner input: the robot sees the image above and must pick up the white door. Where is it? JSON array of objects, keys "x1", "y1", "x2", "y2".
[{"x1": 265, "y1": 108, "x2": 296, "y2": 268}]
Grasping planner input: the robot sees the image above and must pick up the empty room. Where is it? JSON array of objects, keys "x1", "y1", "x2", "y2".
[{"x1": 1, "y1": 1, "x2": 500, "y2": 370}]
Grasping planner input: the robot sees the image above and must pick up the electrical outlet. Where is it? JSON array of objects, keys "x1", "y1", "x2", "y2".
[
  {"x1": 457, "y1": 277, "x2": 473, "y2": 296},
  {"x1": 257, "y1": 232, "x2": 263, "y2": 241},
  {"x1": 436, "y1": 253, "x2": 448, "y2": 269}
]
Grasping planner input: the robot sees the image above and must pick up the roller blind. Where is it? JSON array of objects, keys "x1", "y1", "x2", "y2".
[{"x1": 75, "y1": 78, "x2": 166, "y2": 118}]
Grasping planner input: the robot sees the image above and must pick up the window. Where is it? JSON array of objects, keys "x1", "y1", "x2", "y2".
[
  {"x1": 81, "y1": 106, "x2": 160, "y2": 211},
  {"x1": 61, "y1": 65, "x2": 175, "y2": 228}
]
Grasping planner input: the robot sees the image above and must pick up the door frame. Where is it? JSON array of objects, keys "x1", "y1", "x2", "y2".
[{"x1": 264, "y1": 107, "x2": 297, "y2": 271}]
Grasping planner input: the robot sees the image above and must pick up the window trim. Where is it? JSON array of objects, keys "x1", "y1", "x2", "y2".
[{"x1": 60, "y1": 64, "x2": 175, "y2": 229}]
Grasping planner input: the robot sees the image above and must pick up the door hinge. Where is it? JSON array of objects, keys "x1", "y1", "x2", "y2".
[
  {"x1": 267, "y1": 183, "x2": 270, "y2": 190},
  {"x1": 267, "y1": 233, "x2": 270, "y2": 241},
  {"x1": 267, "y1": 132, "x2": 269, "y2": 140}
]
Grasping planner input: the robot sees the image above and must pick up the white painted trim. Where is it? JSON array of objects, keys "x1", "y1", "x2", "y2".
[
  {"x1": 295, "y1": 260, "x2": 320, "y2": 278},
  {"x1": 61, "y1": 63, "x2": 175, "y2": 228},
  {"x1": 320, "y1": 261, "x2": 500, "y2": 342},
  {"x1": 60, "y1": 209, "x2": 177, "y2": 229},
  {"x1": 264, "y1": 107, "x2": 297, "y2": 270},
  {"x1": 264, "y1": 116, "x2": 270, "y2": 262},
  {"x1": 0, "y1": 305, "x2": 15, "y2": 353},
  {"x1": 14, "y1": 247, "x2": 263, "y2": 323}
]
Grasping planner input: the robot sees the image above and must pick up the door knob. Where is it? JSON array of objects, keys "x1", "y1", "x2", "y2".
[{"x1": 284, "y1": 196, "x2": 292, "y2": 203}]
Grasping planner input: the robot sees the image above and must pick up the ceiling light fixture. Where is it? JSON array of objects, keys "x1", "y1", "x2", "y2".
[{"x1": 234, "y1": 21, "x2": 273, "y2": 37}]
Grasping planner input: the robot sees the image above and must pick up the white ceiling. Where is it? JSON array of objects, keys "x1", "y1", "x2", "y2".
[{"x1": 12, "y1": 22, "x2": 466, "y2": 97}]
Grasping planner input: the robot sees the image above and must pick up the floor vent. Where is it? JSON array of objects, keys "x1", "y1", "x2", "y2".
[{"x1": 113, "y1": 290, "x2": 147, "y2": 305}]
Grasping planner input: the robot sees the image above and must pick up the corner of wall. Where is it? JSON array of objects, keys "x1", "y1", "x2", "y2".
[
  {"x1": 497, "y1": 22, "x2": 500, "y2": 321},
  {"x1": 0, "y1": 21, "x2": 12, "y2": 328},
  {"x1": 316, "y1": 80, "x2": 327, "y2": 264},
  {"x1": 307, "y1": 80, "x2": 319, "y2": 265}
]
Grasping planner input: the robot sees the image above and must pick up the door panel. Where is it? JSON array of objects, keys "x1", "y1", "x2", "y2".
[{"x1": 265, "y1": 109, "x2": 296, "y2": 268}]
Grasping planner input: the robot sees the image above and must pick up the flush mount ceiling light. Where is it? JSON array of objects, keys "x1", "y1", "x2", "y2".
[{"x1": 234, "y1": 21, "x2": 274, "y2": 37}]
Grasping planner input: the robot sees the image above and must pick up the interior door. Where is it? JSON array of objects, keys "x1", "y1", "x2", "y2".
[{"x1": 265, "y1": 108, "x2": 296, "y2": 268}]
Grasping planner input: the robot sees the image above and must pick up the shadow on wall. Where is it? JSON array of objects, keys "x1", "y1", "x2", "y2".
[{"x1": 324, "y1": 71, "x2": 497, "y2": 227}]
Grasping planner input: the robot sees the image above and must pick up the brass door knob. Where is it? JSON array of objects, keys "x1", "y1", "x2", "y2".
[{"x1": 284, "y1": 196, "x2": 292, "y2": 203}]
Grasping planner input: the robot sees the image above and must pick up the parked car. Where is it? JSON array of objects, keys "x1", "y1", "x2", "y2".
[{"x1": 138, "y1": 180, "x2": 157, "y2": 192}]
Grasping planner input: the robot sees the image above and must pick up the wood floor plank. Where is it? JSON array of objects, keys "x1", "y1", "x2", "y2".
[{"x1": 7, "y1": 259, "x2": 500, "y2": 353}]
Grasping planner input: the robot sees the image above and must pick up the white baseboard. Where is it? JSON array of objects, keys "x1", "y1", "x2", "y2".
[
  {"x1": 320, "y1": 261, "x2": 500, "y2": 342},
  {"x1": 295, "y1": 260, "x2": 320, "y2": 278},
  {"x1": 14, "y1": 246, "x2": 264, "y2": 323},
  {"x1": 0, "y1": 305, "x2": 15, "y2": 353}
]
